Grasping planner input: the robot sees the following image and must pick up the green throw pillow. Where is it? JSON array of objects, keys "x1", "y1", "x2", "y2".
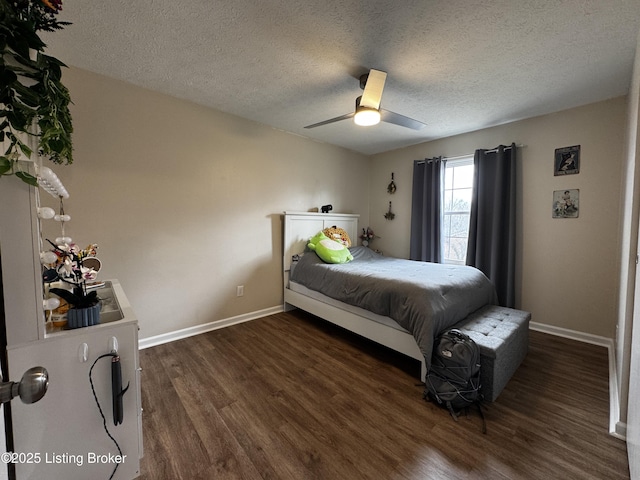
[{"x1": 308, "y1": 231, "x2": 353, "y2": 264}]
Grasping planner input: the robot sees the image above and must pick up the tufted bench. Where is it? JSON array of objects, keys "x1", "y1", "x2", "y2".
[{"x1": 453, "y1": 305, "x2": 531, "y2": 402}]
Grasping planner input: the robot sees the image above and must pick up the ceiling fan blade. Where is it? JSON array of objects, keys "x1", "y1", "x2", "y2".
[
  {"x1": 380, "y1": 109, "x2": 427, "y2": 130},
  {"x1": 304, "y1": 112, "x2": 354, "y2": 129},
  {"x1": 360, "y1": 69, "x2": 387, "y2": 110}
]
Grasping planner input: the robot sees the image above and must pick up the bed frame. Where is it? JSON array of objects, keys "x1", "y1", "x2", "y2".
[{"x1": 282, "y1": 211, "x2": 427, "y2": 380}]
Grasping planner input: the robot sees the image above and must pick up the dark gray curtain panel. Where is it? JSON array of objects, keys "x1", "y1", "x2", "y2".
[
  {"x1": 466, "y1": 144, "x2": 516, "y2": 307},
  {"x1": 410, "y1": 157, "x2": 443, "y2": 262}
]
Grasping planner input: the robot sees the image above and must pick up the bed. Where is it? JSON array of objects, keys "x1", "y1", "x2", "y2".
[{"x1": 282, "y1": 211, "x2": 497, "y2": 381}]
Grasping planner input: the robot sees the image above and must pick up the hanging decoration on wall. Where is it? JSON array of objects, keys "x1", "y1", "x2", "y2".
[
  {"x1": 554, "y1": 145, "x2": 580, "y2": 176},
  {"x1": 384, "y1": 201, "x2": 395, "y2": 220},
  {"x1": 552, "y1": 189, "x2": 579, "y2": 218},
  {"x1": 387, "y1": 172, "x2": 396, "y2": 194}
]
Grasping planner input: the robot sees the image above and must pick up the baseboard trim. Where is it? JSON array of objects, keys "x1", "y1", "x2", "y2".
[
  {"x1": 138, "y1": 305, "x2": 284, "y2": 350},
  {"x1": 530, "y1": 321, "x2": 626, "y2": 440},
  {"x1": 530, "y1": 321, "x2": 612, "y2": 347}
]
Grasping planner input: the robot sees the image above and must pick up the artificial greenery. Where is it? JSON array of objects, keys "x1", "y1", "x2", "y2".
[
  {"x1": 46, "y1": 239, "x2": 100, "y2": 309},
  {"x1": 0, "y1": 0, "x2": 72, "y2": 185}
]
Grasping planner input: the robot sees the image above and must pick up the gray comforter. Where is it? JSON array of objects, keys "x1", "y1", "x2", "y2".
[{"x1": 289, "y1": 246, "x2": 497, "y2": 367}]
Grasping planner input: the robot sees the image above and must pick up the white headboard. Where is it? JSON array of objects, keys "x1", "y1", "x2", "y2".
[{"x1": 283, "y1": 211, "x2": 359, "y2": 286}]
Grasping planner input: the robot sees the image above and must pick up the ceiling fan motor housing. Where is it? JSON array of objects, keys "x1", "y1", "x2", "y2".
[{"x1": 359, "y1": 73, "x2": 369, "y2": 90}]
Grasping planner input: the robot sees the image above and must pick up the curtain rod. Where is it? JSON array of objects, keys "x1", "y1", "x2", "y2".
[{"x1": 417, "y1": 144, "x2": 525, "y2": 164}]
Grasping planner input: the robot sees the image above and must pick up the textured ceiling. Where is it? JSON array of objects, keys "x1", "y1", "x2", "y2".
[{"x1": 43, "y1": 0, "x2": 640, "y2": 155}]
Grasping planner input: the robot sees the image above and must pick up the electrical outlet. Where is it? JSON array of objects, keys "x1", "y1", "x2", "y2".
[{"x1": 237, "y1": 285, "x2": 244, "y2": 297}]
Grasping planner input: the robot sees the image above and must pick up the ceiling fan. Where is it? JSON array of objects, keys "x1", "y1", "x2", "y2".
[{"x1": 304, "y1": 69, "x2": 427, "y2": 130}]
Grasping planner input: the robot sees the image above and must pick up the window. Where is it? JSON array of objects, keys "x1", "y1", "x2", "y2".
[{"x1": 442, "y1": 157, "x2": 474, "y2": 264}]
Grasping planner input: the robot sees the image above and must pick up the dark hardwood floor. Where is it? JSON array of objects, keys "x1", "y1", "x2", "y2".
[{"x1": 138, "y1": 310, "x2": 629, "y2": 479}]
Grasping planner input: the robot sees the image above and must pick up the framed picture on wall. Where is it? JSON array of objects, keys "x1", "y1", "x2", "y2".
[
  {"x1": 553, "y1": 189, "x2": 579, "y2": 218},
  {"x1": 554, "y1": 145, "x2": 580, "y2": 176}
]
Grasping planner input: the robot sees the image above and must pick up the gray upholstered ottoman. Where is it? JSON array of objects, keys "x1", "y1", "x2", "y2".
[{"x1": 454, "y1": 305, "x2": 531, "y2": 402}]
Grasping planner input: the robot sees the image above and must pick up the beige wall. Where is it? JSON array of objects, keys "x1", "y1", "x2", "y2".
[
  {"x1": 41, "y1": 67, "x2": 371, "y2": 340},
  {"x1": 370, "y1": 97, "x2": 627, "y2": 339},
  {"x1": 40, "y1": 67, "x2": 627, "y2": 343}
]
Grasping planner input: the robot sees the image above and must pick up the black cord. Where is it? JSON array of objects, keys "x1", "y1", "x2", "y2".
[{"x1": 89, "y1": 353, "x2": 124, "y2": 480}]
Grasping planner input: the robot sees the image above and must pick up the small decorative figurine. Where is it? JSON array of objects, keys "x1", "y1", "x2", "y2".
[{"x1": 360, "y1": 227, "x2": 376, "y2": 247}]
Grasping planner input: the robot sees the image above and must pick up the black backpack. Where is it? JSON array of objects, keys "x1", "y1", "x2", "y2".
[{"x1": 424, "y1": 329, "x2": 485, "y2": 431}]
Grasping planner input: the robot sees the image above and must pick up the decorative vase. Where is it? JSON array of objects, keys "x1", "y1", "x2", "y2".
[{"x1": 66, "y1": 303, "x2": 101, "y2": 329}]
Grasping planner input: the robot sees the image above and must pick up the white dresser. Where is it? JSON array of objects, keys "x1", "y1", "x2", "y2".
[{"x1": 0, "y1": 175, "x2": 142, "y2": 479}]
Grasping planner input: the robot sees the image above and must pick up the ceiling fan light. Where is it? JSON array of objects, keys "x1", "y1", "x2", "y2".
[{"x1": 354, "y1": 107, "x2": 381, "y2": 127}]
